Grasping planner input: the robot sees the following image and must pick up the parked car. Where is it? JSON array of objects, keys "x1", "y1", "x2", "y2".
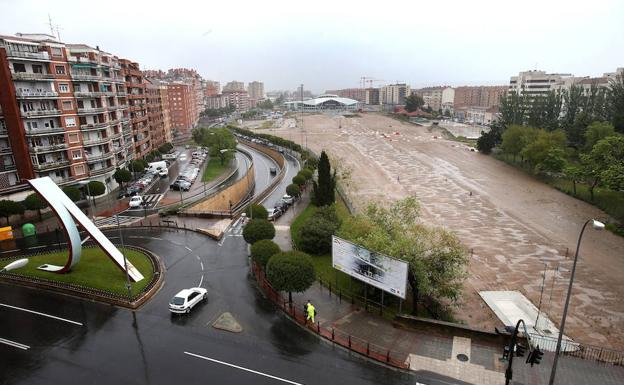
[
  {"x1": 129, "y1": 196, "x2": 144, "y2": 208},
  {"x1": 282, "y1": 194, "x2": 295, "y2": 205},
  {"x1": 169, "y1": 287, "x2": 208, "y2": 314},
  {"x1": 275, "y1": 201, "x2": 288, "y2": 212},
  {"x1": 159, "y1": 169, "x2": 168, "y2": 178},
  {"x1": 268, "y1": 207, "x2": 282, "y2": 221},
  {"x1": 269, "y1": 167, "x2": 277, "y2": 174},
  {"x1": 117, "y1": 188, "x2": 128, "y2": 199},
  {"x1": 170, "y1": 179, "x2": 191, "y2": 191},
  {"x1": 127, "y1": 185, "x2": 141, "y2": 196}
]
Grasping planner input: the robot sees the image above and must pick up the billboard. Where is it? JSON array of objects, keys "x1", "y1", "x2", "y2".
[{"x1": 332, "y1": 236, "x2": 408, "y2": 299}]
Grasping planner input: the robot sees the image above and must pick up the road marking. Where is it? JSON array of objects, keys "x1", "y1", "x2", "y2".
[
  {"x1": 196, "y1": 255, "x2": 201, "y2": 261},
  {"x1": 198, "y1": 275, "x2": 204, "y2": 288},
  {"x1": 200, "y1": 262, "x2": 204, "y2": 271},
  {"x1": 0, "y1": 303, "x2": 83, "y2": 326},
  {"x1": 0, "y1": 337, "x2": 29, "y2": 350},
  {"x1": 0, "y1": 249, "x2": 20, "y2": 254},
  {"x1": 184, "y1": 351, "x2": 304, "y2": 385},
  {"x1": 185, "y1": 246, "x2": 192, "y2": 252},
  {"x1": 26, "y1": 246, "x2": 46, "y2": 250}
]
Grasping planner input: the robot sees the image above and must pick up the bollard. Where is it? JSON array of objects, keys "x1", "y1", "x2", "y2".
[
  {"x1": 366, "y1": 342, "x2": 370, "y2": 355},
  {"x1": 386, "y1": 350, "x2": 390, "y2": 362},
  {"x1": 329, "y1": 282, "x2": 331, "y2": 298},
  {"x1": 348, "y1": 335, "x2": 351, "y2": 348},
  {"x1": 339, "y1": 290, "x2": 342, "y2": 303},
  {"x1": 332, "y1": 328, "x2": 335, "y2": 341},
  {"x1": 317, "y1": 321, "x2": 320, "y2": 333}
]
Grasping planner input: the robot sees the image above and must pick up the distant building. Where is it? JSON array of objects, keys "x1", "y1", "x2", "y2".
[
  {"x1": 508, "y1": 70, "x2": 573, "y2": 97},
  {"x1": 441, "y1": 87, "x2": 455, "y2": 114},
  {"x1": 414, "y1": 86, "x2": 447, "y2": 112},
  {"x1": 222, "y1": 91, "x2": 250, "y2": 112},
  {"x1": 204, "y1": 80, "x2": 220, "y2": 96},
  {"x1": 167, "y1": 83, "x2": 195, "y2": 134},
  {"x1": 453, "y1": 86, "x2": 507, "y2": 109},
  {"x1": 284, "y1": 94, "x2": 361, "y2": 111},
  {"x1": 247, "y1": 81, "x2": 265, "y2": 100},
  {"x1": 324, "y1": 88, "x2": 366, "y2": 102},
  {"x1": 365, "y1": 88, "x2": 380, "y2": 105},
  {"x1": 205, "y1": 95, "x2": 228, "y2": 110},
  {"x1": 379, "y1": 84, "x2": 410, "y2": 105},
  {"x1": 454, "y1": 106, "x2": 499, "y2": 125},
  {"x1": 223, "y1": 81, "x2": 245, "y2": 93}
]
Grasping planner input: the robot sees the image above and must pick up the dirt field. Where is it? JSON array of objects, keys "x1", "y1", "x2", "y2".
[{"x1": 265, "y1": 112, "x2": 624, "y2": 350}]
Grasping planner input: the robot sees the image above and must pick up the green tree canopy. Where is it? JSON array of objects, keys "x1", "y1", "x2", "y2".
[
  {"x1": 286, "y1": 184, "x2": 301, "y2": 198},
  {"x1": 521, "y1": 129, "x2": 567, "y2": 170},
  {"x1": 250, "y1": 240, "x2": 281, "y2": 269},
  {"x1": 0, "y1": 200, "x2": 25, "y2": 224},
  {"x1": 582, "y1": 135, "x2": 624, "y2": 199},
  {"x1": 584, "y1": 121, "x2": 616, "y2": 150},
  {"x1": 257, "y1": 99, "x2": 274, "y2": 110},
  {"x1": 292, "y1": 174, "x2": 306, "y2": 186},
  {"x1": 607, "y1": 73, "x2": 624, "y2": 133},
  {"x1": 84, "y1": 181, "x2": 106, "y2": 197},
  {"x1": 300, "y1": 168, "x2": 314, "y2": 180},
  {"x1": 337, "y1": 197, "x2": 467, "y2": 316},
  {"x1": 501, "y1": 125, "x2": 537, "y2": 160},
  {"x1": 312, "y1": 151, "x2": 336, "y2": 206},
  {"x1": 246, "y1": 204, "x2": 268, "y2": 220},
  {"x1": 194, "y1": 127, "x2": 237, "y2": 165},
  {"x1": 113, "y1": 168, "x2": 132, "y2": 186},
  {"x1": 298, "y1": 215, "x2": 339, "y2": 255},
  {"x1": 23, "y1": 193, "x2": 48, "y2": 219},
  {"x1": 242, "y1": 219, "x2": 276, "y2": 244},
  {"x1": 130, "y1": 160, "x2": 145, "y2": 174},
  {"x1": 266, "y1": 251, "x2": 316, "y2": 304},
  {"x1": 62, "y1": 186, "x2": 81, "y2": 202},
  {"x1": 535, "y1": 147, "x2": 567, "y2": 175},
  {"x1": 404, "y1": 94, "x2": 425, "y2": 112}
]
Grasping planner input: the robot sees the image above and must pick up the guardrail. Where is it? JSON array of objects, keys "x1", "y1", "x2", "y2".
[{"x1": 528, "y1": 333, "x2": 624, "y2": 366}]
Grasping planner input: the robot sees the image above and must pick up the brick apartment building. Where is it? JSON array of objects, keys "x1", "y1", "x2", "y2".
[
  {"x1": 325, "y1": 88, "x2": 366, "y2": 102},
  {"x1": 167, "y1": 83, "x2": 196, "y2": 134},
  {"x1": 453, "y1": 86, "x2": 507, "y2": 109}
]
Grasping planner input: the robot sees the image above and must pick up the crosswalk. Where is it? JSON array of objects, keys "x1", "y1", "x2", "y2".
[
  {"x1": 127, "y1": 194, "x2": 164, "y2": 210},
  {"x1": 94, "y1": 215, "x2": 142, "y2": 228}
]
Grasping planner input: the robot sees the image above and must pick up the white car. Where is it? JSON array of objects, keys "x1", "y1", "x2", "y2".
[
  {"x1": 282, "y1": 194, "x2": 294, "y2": 205},
  {"x1": 128, "y1": 196, "x2": 144, "y2": 208},
  {"x1": 159, "y1": 169, "x2": 168, "y2": 178},
  {"x1": 169, "y1": 287, "x2": 208, "y2": 314}
]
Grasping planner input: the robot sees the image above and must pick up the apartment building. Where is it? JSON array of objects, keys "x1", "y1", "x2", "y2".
[
  {"x1": 167, "y1": 83, "x2": 195, "y2": 133},
  {"x1": 508, "y1": 70, "x2": 573, "y2": 97},
  {"x1": 453, "y1": 86, "x2": 507, "y2": 109},
  {"x1": 379, "y1": 84, "x2": 410, "y2": 105},
  {"x1": 158, "y1": 84, "x2": 172, "y2": 143},
  {"x1": 204, "y1": 80, "x2": 220, "y2": 97},
  {"x1": 205, "y1": 94, "x2": 228, "y2": 110},
  {"x1": 145, "y1": 79, "x2": 167, "y2": 149},
  {"x1": 120, "y1": 59, "x2": 150, "y2": 159},
  {"x1": 414, "y1": 87, "x2": 447, "y2": 111},
  {"x1": 0, "y1": 33, "x2": 133, "y2": 196},
  {"x1": 222, "y1": 90, "x2": 250, "y2": 112},
  {"x1": 365, "y1": 88, "x2": 380, "y2": 105},
  {"x1": 247, "y1": 81, "x2": 264, "y2": 100},
  {"x1": 324, "y1": 88, "x2": 366, "y2": 102},
  {"x1": 223, "y1": 81, "x2": 245, "y2": 93}
]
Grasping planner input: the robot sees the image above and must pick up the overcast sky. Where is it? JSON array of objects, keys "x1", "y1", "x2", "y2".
[{"x1": 1, "y1": 0, "x2": 623, "y2": 93}]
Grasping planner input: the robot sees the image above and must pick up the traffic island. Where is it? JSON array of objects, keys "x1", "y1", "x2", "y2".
[{"x1": 0, "y1": 245, "x2": 164, "y2": 309}]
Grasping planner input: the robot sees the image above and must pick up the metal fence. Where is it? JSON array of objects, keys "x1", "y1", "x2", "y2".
[
  {"x1": 529, "y1": 333, "x2": 624, "y2": 366},
  {"x1": 252, "y1": 263, "x2": 409, "y2": 369}
]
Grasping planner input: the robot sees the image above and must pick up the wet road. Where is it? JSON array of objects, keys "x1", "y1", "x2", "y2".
[
  {"x1": 0, "y1": 227, "x2": 464, "y2": 385},
  {"x1": 261, "y1": 152, "x2": 300, "y2": 210}
]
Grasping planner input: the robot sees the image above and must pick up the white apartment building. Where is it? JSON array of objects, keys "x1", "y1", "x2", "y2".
[
  {"x1": 247, "y1": 81, "x2": 264, "y2": 100},
  {"x1": 441, "y1": 87, "x2": 455, "y2": 114},
  {"x1": 508, "y1": 70, "x2": 573, "y2": 97},
  {"x1": 380, "y1": 84, "x2": 410, "y2": 105}
]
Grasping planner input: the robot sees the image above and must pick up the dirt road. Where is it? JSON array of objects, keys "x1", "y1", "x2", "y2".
[{"x1": 266, "y1": 112, "x2": 624, "y2": 350}]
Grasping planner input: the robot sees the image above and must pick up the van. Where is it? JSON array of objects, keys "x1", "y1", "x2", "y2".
[{"x1": 147, "y1": 161, "x2": 167, "y2": 173}]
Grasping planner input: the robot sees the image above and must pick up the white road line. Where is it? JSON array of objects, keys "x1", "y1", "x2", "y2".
[
  {"x1": 195, "y1": 255, "x2": 201, "y2": 261},
  {"x1": 0, "y1": 337, "x2": 29, "y2": 350},
  {"x1": 26, "y1": 246, "x2": 46, "y2": 250},
  {"x1": 0, "y1": 249, "x2": 20, "y2": 254},
  {"x1": 185, "y1": 246, "x2": 192, "y2": 252},
  {"x1": 198, "y1": 275, "x2": 204, "y2": 288},
  {"x1": 0, "y1": 303, "x2": 83, "y2": 326},
  {"x1": 184, "y1": 352, "x2": 304, "y2": 385},
  {"x1": 200, "y1": 262, "x2": 204, "y2": 271}
]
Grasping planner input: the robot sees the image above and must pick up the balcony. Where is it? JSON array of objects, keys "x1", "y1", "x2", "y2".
[
  {"x1": 33, "y1": 160, "x2": 70, "y2": 170},
  {"x1": 0, "y1": 128, "x2": 8, "y2": 136},
  {"x1": 80, "y1": 122, "x2": 109, "y2": 131},
  {"x1": 6, "y1": 49, "x2": 50, "y2": 61},
  {"x1": 2, "y1": 163, "x2": 17, "y2": 170},
  {"x1": 29, "y1": 143, "x2": 68, "y2": 153},
  {"x1": 25, "y1": 126, "x2": 65, "y2": 136},
  {"x1": 75, "y1": 91, "x2": 104, "y2": 98},
  {"x1": 21, "y1": 109, "x2": 61, "y2": 118},
  {"x1": 85, "y1": 152, "x2": 114, "y2": 162},
  {"x1": 0, "y1": 147, "x2": 12, "y2": 154},
  {"x1": 15, "y1": 90, "x2": 59, "y2": 99},
  {"x1": 68, "y1": 56, "x2": 99, "y2": 65},
  {"x1": 109, "y1": 131, "x2": 123, "y2": 140},
  {"x1": 11, "y1": 72, "x2": 55, "y2": 81},
  {"x1": 77, "y1": 107, "x2": 106, "y2": 115},
  {"x1": 117, "y1": 91, "x2": 128, "y2": 97},
  {"x1": 83, "y1": 137, "x2": 111, "y2": 146},
  {"x1": 89, "y1": 165, "x2": 115, "y2": 176},
  {"x1": 71, "y1": 74, "x2": 101, "y2": 82}
]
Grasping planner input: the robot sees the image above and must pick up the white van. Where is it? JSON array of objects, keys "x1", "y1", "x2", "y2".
[{"x1": 147, "y1": 161, "x2": 167, "y2": 174}]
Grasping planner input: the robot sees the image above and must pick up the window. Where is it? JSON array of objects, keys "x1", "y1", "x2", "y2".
[
  {"x1": 32, "y1": 65, "x2": 43, "y2": 74},
  {"x1": 59, "y1": 84, "x2": 69, "y2": 93},
  {"x1": 68, "y1": 133, "x2": 79, "y2": 143},
  {"x1": 65, "y1": 117, "x2": 76, "y2": 127},
  {"x1": 51, "y1": 47, "x2": 62, "y2": 57},
  {"x1": 62, "y1": 101, "x2": 73, "y2": 110},
  {"x1": 12, "y1": 63, "x2": 26, "y2": 73},
  {"x1": 26, "y1": 121, "x2": 38, "y2": 129},
  {"x1": 72, "y1": 150, "x2": 82, "y2": 159},
  {"x1": 74, "y1": 164, "x2": 85, "y2": 175},
  {"x1": 55, "y1": 65, "x2": 66, "y2": 75}
]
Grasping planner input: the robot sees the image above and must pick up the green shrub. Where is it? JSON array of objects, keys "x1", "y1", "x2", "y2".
[
  {"x1": 250, "y1": 240, "x2": 281, "y2": 269},
  {"x1": 242, "y1": 219, "x2": 275, "y2": 244},
  {"x1": 246, "y1": 204, "x2": 268, "y2": 220},
  {"x1": 286, "y1": 184, "x2": 301, "y2": 198},
  {"x1": 298, "y1": 216, "x2": 338, "y2": 255},
  {"x1": 266, "y1": 251, "x2": 316, "y2": 296}
]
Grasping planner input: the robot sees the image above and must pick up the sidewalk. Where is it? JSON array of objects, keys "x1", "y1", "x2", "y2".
[{"x1": 269, "y1": 193, "x2": 624, "y2": 385}]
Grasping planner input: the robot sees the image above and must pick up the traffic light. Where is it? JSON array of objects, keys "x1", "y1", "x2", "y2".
[
  {"x1": 515, "y1": 343, "x2": 527, "y2": 357},
  {"x1": 527, "y1": 346, "x2": 544, "y2": 366}
]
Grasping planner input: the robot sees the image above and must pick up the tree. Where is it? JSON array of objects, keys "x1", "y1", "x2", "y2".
[
  {"x1": 130, "y1": 160, "x2": 145, "y2": 175},
  {"x1": 607, "y1": 73, "x2": 624, "y2": 133},
  {"x1": 62, "y1": 186, "x2": 81, "y2": 202},
  {"x1": 292, "y1": 174, "x2": 306, "y2": 186},
  {"x1": 536, "y1": 147, "x2": 567, "y2": 175},
  {"x1": 196, "y1": 127, "x2": 237, "y2": 165},
  {"x1": 266, "y1": 251, "x2": 316, "y2": 305},
  {"x1": 286, "y1": 184, "x2": 301, "y2": 198},
  {"x1": 242, "y1": 219, "x2": 276, "y2": 244},
  {"x1": 337, "y1": 197, "x2": 467, "y2": 316},
  {"x1": 564, "y1": 164, "x2": 584, "y2": 196},
  {"x1": 300, "y1": 168, "x2": 314, "y2": 180},
  {"x1": 499, "y1": 91, "x2": 529, "y2": 127},
  {"x1": 501, "y1": 125, "x2": 537, "y2": 161},
  {"x1": 250, "y1": 240, "x2": 281, "y2": 269},
  {"x1": 298, "y1": 215, "x2": 339, "y2": 255},
  {"x1": 404, "y1": 94, "x2": 425, "y2": 112},
  {"x1": 312, "y1": 151, "x2": 336, "y2": 206},
  {"x1": 0, "y1": 200, "x2": 25, "y2": 224},
  {"x1": 584, "y1": 121, "x2": 616, "y2": 151},
  {"x1": 257, "y1": 99, "x2": 274, "y2": 110},
  {"x1": 113, "y1": 168, "x2": 132, "y2": 187},
  {"x1": 246, "y1": 204, "x2": 268, "y2": 220},
  {"x1": 521, "y1": 129, "x2": 567, "y2": 171},
  {"x1": 23, "y1": 193, "x2": 48, "y2": 220},
  {"x1": 84, "y1": 181, "x2": 106, "y2": 207},
  {"x1": 582, "y1": 135, "x2": 624, "y2": 200},
  {"x1": 476, "y1": 129, "x2": 498, "y2": 154}
]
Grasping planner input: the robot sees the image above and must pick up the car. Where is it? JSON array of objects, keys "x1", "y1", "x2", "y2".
[
  {"x1": 129, "y1": 196, "x2": 144, "y2": 208},
  {"x1": 169, "y1": 287, "x2": 208, "y2": 314},
  {"x1": 269, "y1": 167, "x2": 277, "y2": 174},
  {"x1": 268, "y1": 207, "x2": 282, "y2": 221},
  {"x1": 159, "y1": 169, "x2": 168, "y2": 178},
  {"x1": 127, "y1": 185, "x2": 141, "y2": 196},
  {"x1": 185, "y1": 144, "x2": 190, "y2": 149},
  {"x1": 117, "y1": 188, "x2": 128, "y2": 199},
  {"x1": 170, "y1": 179, "x2": 192, "y2": 191},
  {"x1": 282, "y1": 194, "x2": 294, "y2": 205}
]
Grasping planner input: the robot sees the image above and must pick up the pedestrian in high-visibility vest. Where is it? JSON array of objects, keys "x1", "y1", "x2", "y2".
[{"x1": 307, "y1": 302, "x2": 316, "y2": 324}]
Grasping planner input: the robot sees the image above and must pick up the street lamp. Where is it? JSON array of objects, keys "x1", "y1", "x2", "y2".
[
  {"x1": 0, "y1": 258, "x2": 28, "y2": 273},
  {"x1": 548, "y1": 219, "x2": 605, "y2": 385}
]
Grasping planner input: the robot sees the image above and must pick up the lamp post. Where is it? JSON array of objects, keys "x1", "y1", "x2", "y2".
[
  {"x1": 0, "y1": 258, "x2": 28, "y2": 273},
  {"x1": 548, "y1": 219, "x2": 605, "y2": 385}
]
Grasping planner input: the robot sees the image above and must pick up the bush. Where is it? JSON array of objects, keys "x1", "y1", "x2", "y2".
[
  {"x1": 0, "y1": 200, "x2": 25, "y2": 223},
  {"x1": 246, "y1": 204, "x2": 268, "y2": 220},
  {"x1": 292, "y1": 175, "x2": 306, "y2": 185},
  {"x1": 23, "y1": 193, "x2": 48, "y2": 219},
  {"x1": 63, "y1": 186, "x2": 81, "y2": 202},
  {"x1": 84, "y1": 181, "x2": 105, "y2": 197},
  {"x1": 286, "y1": 184, "x2": 301, "y2": 198},
  {"x1": 242, "y1": 219, "x2": 275, "y2": 244},
  {"x1": 298, "y1": 215, "x2": 339, "y2": 255},
  {"x1": 300, "y1": 168, "x2": 314, "y2": 180},
  {"x1": 113, "y1": 168, "x2": 132, "y2": 186},
  {"x1": 250, "y1": 240, "x2": 281, "y2": 269},
  {"x1": 131, "y1": 160, "x2": 146, "y2": 174},
  {"x1": 266, "y1": 251, "x2": 316, "y2": 299}
]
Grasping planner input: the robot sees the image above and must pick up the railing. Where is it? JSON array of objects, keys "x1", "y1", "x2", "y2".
[
  {"x1": 29, "y1": 143, "x2": 68, "y2": 153},
  {"x1": 89, "y1": 165, "x2": 115, "y2": 175},
  {"x1": 77, "y1": 107, "x2": 106, "y2": 114},
  {"x1": 0, "y1": 147, "x2": 12, "y2": 154},
  {"x1": 85, "y1": 152, "x2": 114, "y2": 162},
  {"x1": 528, "y1": 333, "x2": 624, "y2": 366},
  {"x1": 11, "y1": 72, "x2": 55, "y2": 81},
  {"x1": 80, "y1": 122, "x2": 109, "y2": 130},
  {"x1": 71, "y1": 74, "x2": 101, "y2": 81},
  {"x1": 25, "y1": 127, "x2": 65, "y2": 135},
  {"x1": 83, "y1": 137, "x2": 111, "y2": 146},
  {"x1": 75, "y1": 91, "x2": 104, "y2": 98},
  {"x1": 252, "y1": 264, "x2": 409, "y2": 369},
  {"x1": 21, "y1": 109, "x2": 61, "y2": 117},
  {"x1": 15, "y1": 90, "x2": 59, "y2": 98},
  {"x1": 6, "y1": 49, "x2": 50, "y2": 60},
  {"x1": 33, "y1": 160, "x2": 70, "y2": 170}
]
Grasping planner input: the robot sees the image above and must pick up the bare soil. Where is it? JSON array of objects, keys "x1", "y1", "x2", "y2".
[{"x1": 266, "y1": 112, "x2": 624, "y2": 350}]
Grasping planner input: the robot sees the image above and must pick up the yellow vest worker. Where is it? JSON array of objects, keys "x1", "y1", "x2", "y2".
[{"x1": 307, "y1": 303, "x2": 316, "y2": 323}]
